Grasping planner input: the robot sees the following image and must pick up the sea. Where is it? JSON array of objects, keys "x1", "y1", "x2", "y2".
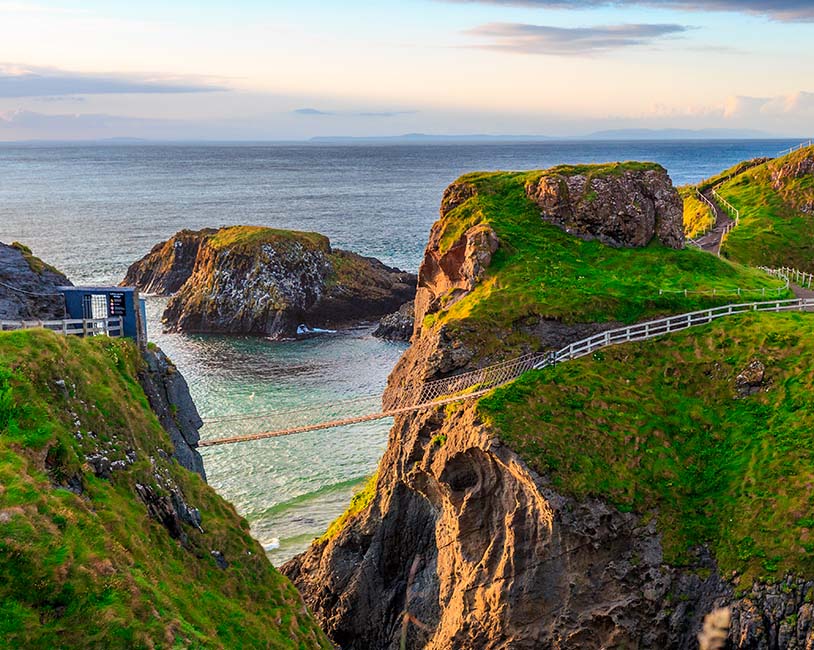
[{"x1": 0, "y1": 139, "x2": 801, "y2": 564}]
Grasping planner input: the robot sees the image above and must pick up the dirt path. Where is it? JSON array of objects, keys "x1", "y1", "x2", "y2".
[{"x1": 693, "y1": 190, "x2": 735, "y2": 254}]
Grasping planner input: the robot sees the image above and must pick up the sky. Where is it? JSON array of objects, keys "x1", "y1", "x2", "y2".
[{"x1": 0, "y1": 0, "x2": 812, "y2": 140}]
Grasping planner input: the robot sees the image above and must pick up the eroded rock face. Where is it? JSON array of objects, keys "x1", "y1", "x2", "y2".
[
  {"x1": 414, "y1": 220, "x2": 499, "y2": 333},
  {"x1": 138, "y1": 347, "x2": 206, "y2": 480},
  {"x1": 0, "y1": 241, "x2": 70, "y2": 320},
  {"x1": 526, "y1": 167, "x2": 684, "y2": 249},
  {"x1": 122, "y1": 229, "x2": 214, "y2": 295},
  {"x1": 124, "y1": 227, "x2": 416, "y2": 339}
]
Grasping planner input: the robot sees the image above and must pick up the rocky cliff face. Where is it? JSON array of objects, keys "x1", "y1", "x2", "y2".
[
  {"x1": 0, "y1": 241, "x2": 71, "y2": 320},
  {"x1": 284, "y1": 166, "x2": 814, "y2": 649},
  {"x1": 123, "y1": 228, "x2": 214, "y2": 294},
  {"x1": 525, "y1": 164, "x2": 684, "y2": 249},
  {"x1": 138, "y1": 346, "x2": 206, "y2": 480},
  {"x1": 124, "y1": 226, "x2": 416, "y2": 339}
]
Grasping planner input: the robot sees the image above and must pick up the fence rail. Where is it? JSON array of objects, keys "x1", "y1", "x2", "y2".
[
  {"x1": 0, "y1": 317, "x2": 122, "y2": 338},
  {"x1": 539, "y1": 297, "x2": 811, "y2": 368},
  {"x1": 778, "y1": 140, "x2": 813, "y2": 157},
  {"x1": 694, "y1": 189, "x2": 718, "y2": 238},
  {"x1": 711, "y1": 190, "x2": 739, "y2": 225}
]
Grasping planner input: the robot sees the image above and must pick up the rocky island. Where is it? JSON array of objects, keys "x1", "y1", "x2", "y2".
[
  {"x1": 124, "y1": 225, "x2": 417, "y2": 339},
  {"x1": 283, "y1": 159, "x2": 814, "y2": 649}
]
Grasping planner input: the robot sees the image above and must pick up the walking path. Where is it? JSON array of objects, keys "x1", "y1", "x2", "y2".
[{"x1": 693, "y1": 189, "x2": 735, "y2": 255}]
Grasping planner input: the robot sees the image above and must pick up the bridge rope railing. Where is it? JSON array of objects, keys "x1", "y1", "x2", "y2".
[{"x1": 200, "y1": 273, "x2": 812, "y2": 448}]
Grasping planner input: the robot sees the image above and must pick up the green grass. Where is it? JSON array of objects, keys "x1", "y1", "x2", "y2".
[
  {"x1": 680, "y1": 187, "x2": 715, "y2": 239},
  {"x1": 479, "y1": 312, "x2": 814, "y2": 586},
  {"x1": 716, "y1": 147, "x2": 814, "y2": 272},
  {"x1": 208, "y1": 225, "x2": 330, "y2": 253},
  {"x1": 0, "y1": 330, "x2": 330, "y2": 650},
  {"x1": 319, "y1": 473, "x2": 378, "y2": 542},
  {"x1": 425, "y1": 168, "x2": 791, "y2": 360}
]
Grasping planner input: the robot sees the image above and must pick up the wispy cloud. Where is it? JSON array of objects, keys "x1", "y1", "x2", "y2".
[
  {"x1": 0, "y1": 64, "x2": 227, "y2": 98},
  {"x1": 464, "y1": 22, "x2": 689, "y2": 55},
  {"x1": 442, "y1": 0, "x2": 814, "y2": 22},
  {"x1": 293, "y1": 108, "x2": 417, "y2": 118}
]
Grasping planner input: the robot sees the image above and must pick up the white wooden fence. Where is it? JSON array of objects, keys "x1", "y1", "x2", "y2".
[
  {"x1": 537, "y1": 297, "x2": 812, "y2": 367},
  {"x1": 711, "y1": 189, "x2": 740, "y2": 226},
  {"x1": 778, "y1": 140, "x2": 813, "y2": 157},
  {"x1": 0, "y1": 317, "x2": 123, "y2": 338}
]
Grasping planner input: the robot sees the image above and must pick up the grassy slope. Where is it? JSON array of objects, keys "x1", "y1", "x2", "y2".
[
  {"x1": 680, "y1": 187, "x2": 715, "y2": 239},
  {"x1": 716, "y1": 148, "x2": 814, "y2": 271},
  {"x1": 480, "y1": 312, "x2": 814, "y2": 587},
  {"x1": 0, "y1": 330, "x2": 330, "y2": 650},
  {"x1": 426, "y1": 165, "x2": 790, "y2": 359}
]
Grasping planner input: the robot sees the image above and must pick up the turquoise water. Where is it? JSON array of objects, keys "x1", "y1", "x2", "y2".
[
  {"x1": 0, "y1": 139, "x2": 803, "y2": 563},
  {"x1": 145, "y1": 298, "x2": 404, "y2": 564}
]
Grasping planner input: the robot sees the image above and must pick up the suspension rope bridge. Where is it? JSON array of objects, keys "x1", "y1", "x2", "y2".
[
  {"x1": 203, "y1": 143, "x2": 814, "y2": 448},
  {"x1": 200, "y1": 273, "x2": 813, "y2": 448}
]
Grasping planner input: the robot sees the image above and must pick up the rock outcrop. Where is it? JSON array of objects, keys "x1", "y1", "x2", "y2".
[
  {"x1": 526, "y1": 163, "x2": 684, "y2": 249},
  {"x1": 138, "y1": 346, "x2": 206, "y2": 480},
  {"x1": 0, "y1": 241, "x2": 70, "y2": 320},
  {"x1": 124, "y1": 226, "x2": 416, "y2": 339},
  {"x1": 123, "y1": 228, "x2": 214, "y2": 294},
  {"x1": 373, "y1": 302, "x2": 415, "y2": 342}
]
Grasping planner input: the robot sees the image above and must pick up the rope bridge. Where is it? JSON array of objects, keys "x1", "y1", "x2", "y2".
[{"x1": 200, "y1": 273, "x2": 813, "y2": 448}]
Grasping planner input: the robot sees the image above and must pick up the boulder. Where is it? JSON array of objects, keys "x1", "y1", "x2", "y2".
[
  {"x1": 373, "y1": 302, "x2": 415, "y2": 342},
  {"x1": 525, "y1": 164, "x2": 684, "y2": 249}
]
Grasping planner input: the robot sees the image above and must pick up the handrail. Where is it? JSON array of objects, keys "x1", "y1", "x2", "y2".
[
  {"x1": 693, "y1": 189, "x2": 718, "y2": 238},
  {"x1": 537, "y1": 297, "x2": 810, "y2": 368},
  {"x1": 655, "y1": 265, "x2": 788, "y2": 297},
  {"x1": 711, "y1": 189, "x2": 739, "y2": 226},
  {"x1": 0, "y1": 317, "x2": 122, "y2": 338},
  {"x1": 777, "y1": 140, "x2": 813, "y2": 157}
]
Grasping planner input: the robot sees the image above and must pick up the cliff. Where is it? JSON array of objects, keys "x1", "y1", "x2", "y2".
[
  {"x1": 0, "y1": 241, "x2": 71, "y2": 320},
  {"x1": 0, "y1": 329, "x2": 330, "y2": 649},
  {"x1": 707, "y1": 146, "x2": 814, "y2": 271},
  {"x1": 283, "y1": 163, "x2": 813, "y2": 649},
  {"x1": 124, "y1": 226, "x2": 417, "y2": 339}
]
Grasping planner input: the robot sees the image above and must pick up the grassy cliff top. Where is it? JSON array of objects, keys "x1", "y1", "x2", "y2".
[
  {"x1": 426, "y1": 167, "x2": 790, "y2": 358},
  {"x1": 712, "y1": 147, "x2": 814, "y2": 271},
  {"x1": 0, "y1": 330, "x2": 329, "y2": 649},
  {"x1": 208, "y1": 225, "x2": 331, "y2": 253},
  {"x1": 479, "y1": 312, "x2": 814, "y2": 587}
]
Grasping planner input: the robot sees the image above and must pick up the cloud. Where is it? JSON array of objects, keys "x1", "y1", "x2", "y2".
[
  {"x1": 721, "y1": 91, "x2": 814, "y2": 119},
  {"x1": 293, "y1": 108, "x2": 418, "y2": 118},
  {"x1": 442, "y1": 1, "x2": 814, "y2": 22},
  {"x1": 464, "y1": 22, "x2": 689, "y2": 55},
  {"x1": 0, "y1": 64, "x2": 227, "y2": 98}
]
